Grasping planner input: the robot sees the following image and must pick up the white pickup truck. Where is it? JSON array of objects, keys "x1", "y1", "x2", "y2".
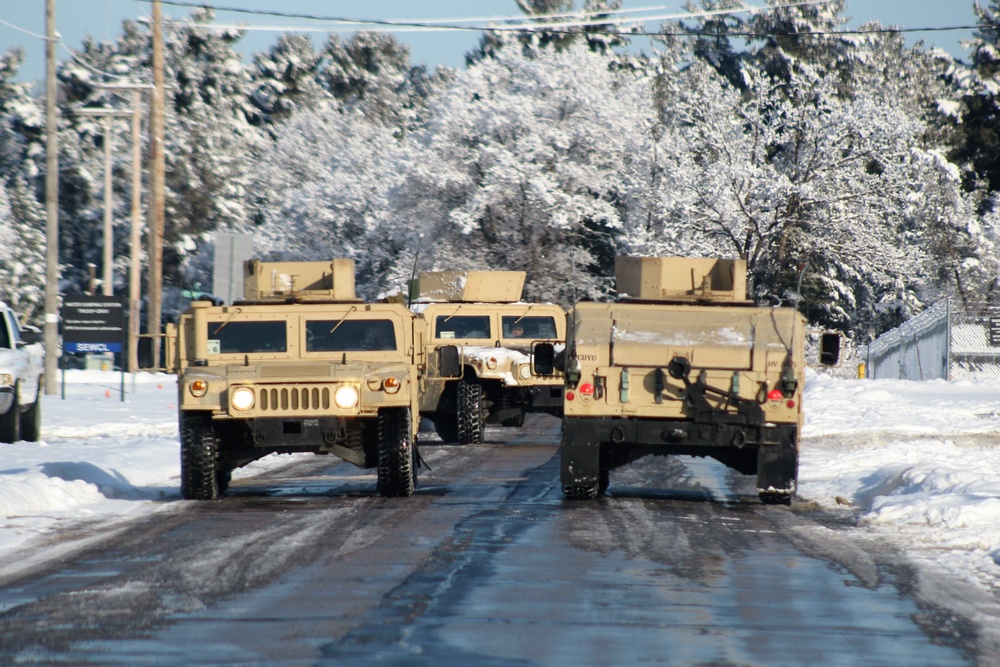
[{"x1": 0, "y1": 302, "x2": 44, "y2": 443}]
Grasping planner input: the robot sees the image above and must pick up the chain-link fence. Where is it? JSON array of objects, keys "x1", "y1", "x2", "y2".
[{"x1": 866, "y1": 300, "x2": 1000, "y2": 381}]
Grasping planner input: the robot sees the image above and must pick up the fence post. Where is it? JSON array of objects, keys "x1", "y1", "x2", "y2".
[{"x1": 945, "y1": 297, "x2": 951, "y2": 382}]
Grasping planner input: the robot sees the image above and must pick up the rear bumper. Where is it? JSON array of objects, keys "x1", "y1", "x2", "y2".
[{"x1": 560, "y1": 416, "x2": 798, "y2": 492}]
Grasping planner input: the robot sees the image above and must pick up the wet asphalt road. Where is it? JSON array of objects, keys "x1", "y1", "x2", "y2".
[{"x1": 0, "y1": 415, "x2": 985, "y2": 666}]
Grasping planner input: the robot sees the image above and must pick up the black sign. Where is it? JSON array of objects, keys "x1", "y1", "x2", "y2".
[
  {"x1": 62, "y1": 295, "x2": 127, "y2": 353},
  {"x1": 990, "y1": 317, "x2": 1000, "y2": 347}
]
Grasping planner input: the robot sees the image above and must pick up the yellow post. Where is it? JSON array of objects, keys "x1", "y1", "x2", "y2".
[{"x1": 857, "y1": 362, "x2": 866, "y2": 379}]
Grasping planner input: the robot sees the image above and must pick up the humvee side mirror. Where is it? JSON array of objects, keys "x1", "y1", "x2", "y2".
[
  {"x1": 533, "y1": 342, "x2": 555, "y2": 376},
  {"x1": 820, "y1": 332, "x2": 841, "y2": 366},
  {"x1": 439, "y1": 345, "x2": 462, "y2": 378}
]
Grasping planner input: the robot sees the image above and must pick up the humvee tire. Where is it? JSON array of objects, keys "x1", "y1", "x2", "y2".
[
  {"x1": 180, "y1": 411, "x2": 220, "y2": 500},
  {"x1": 433, "y1": 418, "x2": 459, "y2": 443},
  {"x1": 563, "y1": 482, "x2": 600, "y2": 499},
  {"x1": 0, "y1": 383, "x2": 19, "y2": 443},
  {"x1": 19, "y1": 386, "x2": 41, "y2": 442},
  {"x1": 456, "y1": 380, "x2": 485, "y2": 445},
  {"x1": 377, "y1": 407, "x2": 416, "y2": 497}
]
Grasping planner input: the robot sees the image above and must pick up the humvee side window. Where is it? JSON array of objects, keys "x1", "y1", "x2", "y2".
[
  {"x1": 207, "y1": 321, "x2": 287, "y2": 354},
  {"x1": 502, "y1": 316, "x2": 557, "y2": 339},
  {"x1": 435, "y1": 315, "x2": 491, "y2": 340},
  {"x1": 306, "y1": 319, "x2": 397, "y2": 352}
]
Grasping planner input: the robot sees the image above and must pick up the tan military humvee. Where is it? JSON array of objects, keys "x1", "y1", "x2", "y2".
[
  {"x1": 414, "y1": 270, "x2": 565, "y2": 444},
  {"x1": 560, "y1": 256, "x2": 834, "y2": 504},
  {"x1": 165, "y1": 259, "x2": 424, "y2": 499}
]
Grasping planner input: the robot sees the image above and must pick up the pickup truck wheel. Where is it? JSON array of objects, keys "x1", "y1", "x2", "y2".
[
  {"x1": 377, "y1": 407, "x2": 415, "y2": 497},
  {"x1": 180, "y1": 412, "x2": 220, "y2": 500},
  {"x1": 19, "y1": 386, "x2": 41, "y2": 442},
  {"x1": 0, "y1": 383, "x2": 20, "y2": 443},
  {"x1": 456, "y1": 381, "x2": 484, "y2": 445}
]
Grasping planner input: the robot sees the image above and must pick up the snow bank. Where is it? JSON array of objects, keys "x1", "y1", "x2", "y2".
[{"x1": 799, "y1": 370, "x2": 1000, "y2": 593}]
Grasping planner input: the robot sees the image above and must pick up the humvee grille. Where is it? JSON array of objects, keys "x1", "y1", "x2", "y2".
[
  {"x1": 258, "y1": 385, "x2": 332, "y2": 412},
  {"x1": 259, "y1": 363, "x2": 332, "y2": 379}
]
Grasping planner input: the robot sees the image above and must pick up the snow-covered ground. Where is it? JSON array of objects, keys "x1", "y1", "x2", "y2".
[{"x1": 1, "y1": 369, "x2": 999, "y2": 608}]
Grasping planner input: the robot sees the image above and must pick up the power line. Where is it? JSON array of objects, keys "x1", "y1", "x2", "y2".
[
  {"x1": 134, "y1": 0, "x2": 832, "y2": 32},
  {"x1": 128, "y1": 0, "x2": 985, "y2": 41}
]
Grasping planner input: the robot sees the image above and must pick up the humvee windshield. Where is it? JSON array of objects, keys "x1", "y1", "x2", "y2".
[
  {"x1": 435, "y1": 315, "x2": 491, "y2": 340},
  {"x1": 502, "y1": 316, "x2": 557, "y2": 339},
  {"x1": 306, "y1": 319, "x2": 398, "y2": 352},
  {"x1": 208, "y1": 321, "x2": 287, "y2": 354}
]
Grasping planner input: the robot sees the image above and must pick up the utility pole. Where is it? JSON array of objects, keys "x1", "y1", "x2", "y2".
[
  {"x1": 148, "y1": 0, "x2": 166, "y2": 365},
  {"x1": 76, "y1": 107, "x2": 138, "y2": 299},
  {"x1": 82, "y1": 85, "x2": 152, "y2": 372},
  {"x1": 43, "y1": 0, "x2": 59, "y2": 393},
  {"x1": 101, "y1": 116, "x2": 113, "y2": 296},
  {"x1": 129, "y1": 88, "x2": 144, "y2": 372}
]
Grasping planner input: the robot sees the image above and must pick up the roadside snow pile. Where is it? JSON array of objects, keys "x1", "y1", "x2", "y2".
[
  {"x1": 799, "y1": 371, "x2": 1000, "y2": 588},
  {"x1": 0, "y1": 371, "x2": 180, "y2": 521}
]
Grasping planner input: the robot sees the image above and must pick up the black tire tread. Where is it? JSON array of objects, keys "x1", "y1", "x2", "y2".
[
  {"x1": 180, "y1": 411, "x2": 220, "y2": 500},
  {"x1": 19, "y1": 386, "x2": 41, "y2": 442},
  {"x1": 456, "y1": 381, "x2": 484, "y2": 445},
  {"x1": 0, "y1": 383, "x2": 20, "y2": 444},
  {"x1": 377, "y1": 407, "x2": 416, "y2": 497},
  {"x1": 563, "y1": 483, "x2": 600, "y2": 500}
]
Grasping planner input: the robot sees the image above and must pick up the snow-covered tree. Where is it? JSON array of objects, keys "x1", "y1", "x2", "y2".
[
  {"x1": 399, "y1": 42, "x2": 657, "y2": 302},
  {"x1": 242, "y1": 107, "x2": 410, "y2": 299},
  {"x1": 319, "y1": 32, "x2": 435, "y2": 132},
  {"x1": 249, "y1": 33, "x2": 330, "y2": 128},
  {"x1": 0, "y1": 176, "x2": 46, "y2": 322}
]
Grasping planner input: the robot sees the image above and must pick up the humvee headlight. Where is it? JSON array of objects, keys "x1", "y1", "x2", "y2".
[
  {"x1": 518, "y1": 364, "x2": 531, "y2": 380},
  {"x1": 486, "y1": 356, "x2": 498, "y2": 370},
  {"x1": 335, "y1": 385, "x2": 360, "y2": 408},
  {"x1": 382, "y1": 376, "x2": 401, "y2": 394},
  {"x1": 231, "y1": 386, "x2": 255, "y2": 411}
]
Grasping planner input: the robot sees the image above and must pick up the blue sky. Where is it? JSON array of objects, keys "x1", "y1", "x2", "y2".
[{"x1": 0, "y1": 1, "x2": 983, "y2": 83}]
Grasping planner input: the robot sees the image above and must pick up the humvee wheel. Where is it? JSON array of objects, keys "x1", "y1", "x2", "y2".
[
  {"x1": 180, "y1": 412, "x2": 220, "y2": 500},
  {"x1": 377, "y1": 407, "x2": 416, "y2": 497},
  {"x1": 0, "y1": 383, "x2": 20, "y2": 443},
  {"x1": 502, "y1": 408, "x2": 525, "y2": 427},
  {"x1": 433, "y1": 418, "x2": 459, "y2": 443},
  {"x1": 759, "y1": 491, "x2": 793, "y2": 506},
  {"x1": 498, "y1": 393, "x2": 525, "y2": 427},
  {"x1": 19, "y1": 387, "x2": 41, "y2": 442},
  {"x1": 217, "y1": 467, "x2": 233, "y2": 494},
  {"x1": 456, "y1": 381, "x2": 485, "y2": 445},
  {"x1": 563, "y1": 483, "x2": 600, "y2": 500}
]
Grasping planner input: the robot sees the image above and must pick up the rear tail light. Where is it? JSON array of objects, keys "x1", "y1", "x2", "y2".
[{"x1": 580, "y1": 382, "x2": 595, "y2": 396}]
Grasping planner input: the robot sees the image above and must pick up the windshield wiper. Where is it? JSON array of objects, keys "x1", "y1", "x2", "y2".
[
  {"x1": 328, "y1": 305, "x2": 358, "y2": 335},
  {"x1": 211, "y1": 307, "x2": 243, "y2": 335}
]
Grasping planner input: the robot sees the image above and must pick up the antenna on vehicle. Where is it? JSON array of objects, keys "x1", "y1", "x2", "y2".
[
  {"x1": 407, "y1": 233, "x2": 425, "y2": 308},
  {"x1": 570, "y1": 251, "x2": 578, "y2": 306}
]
